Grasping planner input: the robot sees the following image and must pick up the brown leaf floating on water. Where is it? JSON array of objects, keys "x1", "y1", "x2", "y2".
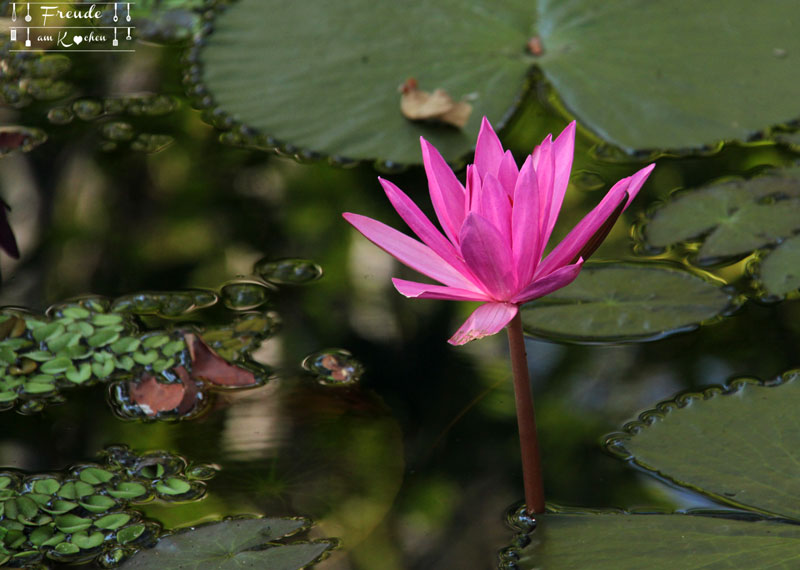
[
  {"x1": 186, "y1": 332, "x2": 257, "y2": 387},
  {"x1": 128, "y1": 366, "x2": 201, "y2": 417},
  {"x1": 399, "y1": 78, "x2": 472, "y2": 128}
]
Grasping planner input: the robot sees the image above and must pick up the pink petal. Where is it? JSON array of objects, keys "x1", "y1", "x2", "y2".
[
  {"x1": 343, "y1": 212, "x2": 476, "y2": 290},
  {"x1": 379, "y1": 178, "x2": 481, "y2": 287},
  {"x1": 459, "y1": 213, "x2": 516, "y2": 299},
  {"x1": 622, "y1": 163, "x2": 656, "y2": 209},
  {"x1": 536, "y1": 177, "x2": 631, "y2": 277},
  {"x1": 474, "y1": 117, "x2": 505, "y2": 180},
  {"x1": 532, "y1": 135, "x2": 555, "y2": 239},
  {"x1": 569, "y1": 192, "x2": 628, "y2": 263},
  {"x1": 512, "y1": 260, "x2": 583, "y2": 304},
  {"x1": 421, "y1": 138, "x2": 467, "y2": 245},
  {"x1": 497, "y1": 151, "x2": 519, "y2": 196},
  {"x1": 466, "y1": 164, "x2": 480, "y2": 213},
  {"x1": 511, "y1": 156, "x2": 541, "y2": 285},
  {"x1": 392, "y1": 278, "x2": 491, "y2": 301},
  {"x1": 542, "y1": 122, "x2": 576, "y2": 244},
  {"x1": 448, "y1": 302, "x2": 518, "y2": 345},
  {"x1": 473, "y1": 173, "x2": 512, "y2": 243},
  {"x1": 538, "y1": 163, "x2": 654, "y2": 276},
  {"x1": 537, "y1": 164, "x2": 654, "y2": 277}
]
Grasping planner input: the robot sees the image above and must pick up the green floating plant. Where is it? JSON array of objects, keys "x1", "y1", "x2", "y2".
[
  {"x1": 0, "y1": 301, "x2": 193, "y2": 414},
  {"x1": 0, "y1": 52, "x2": 73, "y2": 111},
  {"x1": 54, "y1": 94, "x2": 179, "y2": 154},
  {"x1": 0, "y1": 273, "x2": 286, "y2": 417},
  {"x1": 0, "y1": 446, "x2": 335, "y2": 569},
  {"x1": 503, "y1": 370, "x2": 800, "y2": 569},
  {"x1": 0, "y1": 446, "x2": 207, "y2": 567},
  {"x1": 641, "y1": 165, "x2": 800, "y2": 266}
]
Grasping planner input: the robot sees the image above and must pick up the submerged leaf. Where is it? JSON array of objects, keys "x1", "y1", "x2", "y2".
[{"x1": 120, "y1": 517, "x2": 334, "y2": 569}]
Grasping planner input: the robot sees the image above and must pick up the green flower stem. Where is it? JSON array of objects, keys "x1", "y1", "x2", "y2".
[{"x1": 507, "y1": 311, "x2": 545, "y2": 514}]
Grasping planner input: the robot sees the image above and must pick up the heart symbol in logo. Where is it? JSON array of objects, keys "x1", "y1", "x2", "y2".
[{"x1": 73, "y1": 35, "x2": 83, "y2": 45}]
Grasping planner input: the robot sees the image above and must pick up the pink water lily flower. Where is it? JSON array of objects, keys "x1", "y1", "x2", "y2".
[{"x1": 343, "y1": 118, "x2": 654, "y2": 345}]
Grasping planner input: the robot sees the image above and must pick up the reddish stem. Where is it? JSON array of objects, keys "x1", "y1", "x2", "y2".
[{"x1": 507, "y1": 311, "x2": 545, "y2": 514}]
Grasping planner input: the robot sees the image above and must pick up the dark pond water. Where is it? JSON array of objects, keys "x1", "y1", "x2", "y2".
[{"x1": 1, "y1": 12, "x2": 800, "y2": 570}]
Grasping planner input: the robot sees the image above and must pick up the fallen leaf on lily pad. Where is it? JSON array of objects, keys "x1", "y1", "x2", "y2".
[{"x1": 399, "y1": 78, "x2": 472, "y2": 128}]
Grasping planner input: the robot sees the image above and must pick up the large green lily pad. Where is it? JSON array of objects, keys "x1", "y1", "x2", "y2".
[
  {"x1": 520, "y1": 264, "x2": 732, "y2": 342},
  {"x1": 755, "y1": 234, "x2": 800, "y2": 297},
  {"x1": 515, "y1": 513, "x2": 800, "y2": 569},
  {"x1": 643, "y1": 167, "x2": 800, "y2": 264},
  {"x1": 198, "y1": 1, "x2": 800, "y2": 163},
  {"x1": 120, "y1": 517, "x2": 335, "y2": 569},
  {"x1": 535, "y1": 0, "x2": 800, "y2": 152},
  {"x1": 200, "y1": 0, "x2": 534, "y2": 164},
  {"x1": 608, "y1": 372, "x2": 800, "y2": 520}
]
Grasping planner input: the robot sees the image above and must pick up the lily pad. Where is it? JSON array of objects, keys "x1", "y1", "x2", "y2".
[
  {"x1": 535, "y1": 0, "x2": 800, "y2": 152},
  {"x1": 120, "y1": 517, "x2": 335, "y2": 569},
  {"x1": 198, "y1": 1, "x2": 800, "y2": 164},
  {"x1": 199, "y1": 0, "x2": 535, "y2": 164},
  {"x1": 643, "y1": 168, "x2": 800, "y2": 264},
  {"x1": 754, "y1": 234, "x2": 800, "y2": 297},
  {"x1": 607, "y1": 371, "x2": 800, "y2": 520},
  {"x1": 520, "y1": 263, "x2": 732, "y2": 342},
  {"x1": 514, "y1": 513, "x2": 800, "y2": 569}
]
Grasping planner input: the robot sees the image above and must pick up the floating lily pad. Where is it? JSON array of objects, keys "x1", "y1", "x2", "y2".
[
  {"x1": 607, "y1": 371, "x2": 800, "y2": 520},
  {"x1": 255, "y1": 258, "x2": 323, "y2": 285},
  {"x1": 535, "y1": 0, "x2": 800, "y2": 152},
  {"x1": 520, "y1": 264, "x2": 732, "y2": 342},
  {"x1": 754, "y1": 234, "x2": 800, "y2": 297},
  {"x1": 120, "y1": 517, "x2": 335, "y2": 569},
  {"x1": 198, "y1": 1, "x2": 800, "y2": 164},
  {"x1": 199, "y1": 0, "x2": 535, "y2": 164},
  {"x1": 513, "y1": 513, "x2": 800, "y2": 569},
  {"x1": 643, "y1": 168, "x2": 800, "y2": 264}
]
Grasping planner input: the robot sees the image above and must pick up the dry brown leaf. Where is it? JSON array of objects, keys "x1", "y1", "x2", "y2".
[
  {"x1": 128, "y1": 367, "x2": 201, "y2": 417},
  {"x1": 399, "y1": 78, "x2": 472, "y2": 128},
  {"x1": 186, "y1": 332, "x2": 258, "y2": 387}
]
